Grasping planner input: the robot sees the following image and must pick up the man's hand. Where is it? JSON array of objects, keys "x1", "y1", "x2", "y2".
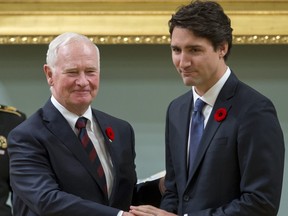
[
  {"x1": 123, "y1": 211, "x2": 135, "y2": 216},
  {"x1": 130, "y1": 205, "x2": 176, "y2": 216}
]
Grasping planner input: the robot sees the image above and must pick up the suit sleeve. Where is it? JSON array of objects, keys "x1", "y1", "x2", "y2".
[
  {"x1": 160, "y1": 103, "x2": 179, "y2": 213},
  {"x1": 227, "y1": 99, "x2": 285, "y2": 215}
]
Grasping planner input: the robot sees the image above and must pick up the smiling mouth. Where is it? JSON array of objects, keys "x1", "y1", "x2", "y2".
[
  {"x1": 74, "y1": 90, "x2": 90, "y2": 95},
  {"x1": 75, "y1": 89, "x2": 90, "y2": 92}
]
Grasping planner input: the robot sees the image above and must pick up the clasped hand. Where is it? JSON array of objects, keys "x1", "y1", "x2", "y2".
[{"x1": 127, "y1": 205, "x2": 176, "y2": 216}]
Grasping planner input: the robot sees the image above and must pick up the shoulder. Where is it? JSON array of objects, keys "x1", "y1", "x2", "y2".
[
  {"x1": 93, "y1": 109, "x2": 132, "y2": 126},
  {"x1": 0, "y1": 104, "x2": 25, "y2": 117},
  {"x1": 229, "y1": 71, "x2": 269, "y2": 102},
  {"x1": 237, "y1": 81, "x2": 272, "y2": 105},
  {"x1": 168, "y1": 90, "x2": 192, "y2": 109},
  {"x1": 0, "y1": 105, "x2": 26, "y2": 147},
  {"x1": 173, "y1": 90, "x2": 192, "y2": 102},
  {"x1": 0, "y1": 104, "x2": 26, "y2": 120}
]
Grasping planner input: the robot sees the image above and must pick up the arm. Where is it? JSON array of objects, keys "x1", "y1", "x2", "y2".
[
  {"x1": 160, "y1": 104, "x2": 179, "y2": 213},
  {"x1": 224, "y1": 99, "x2": 285, "y2": 215}
]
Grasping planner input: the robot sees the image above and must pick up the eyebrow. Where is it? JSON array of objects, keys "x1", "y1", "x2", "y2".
[{"x1": 171, "y1": 44, "x2": 203, "y2": 49}]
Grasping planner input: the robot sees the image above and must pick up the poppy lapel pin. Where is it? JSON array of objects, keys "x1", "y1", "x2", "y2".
[
  {"x1": 105, "y1": 127, "x2": 115, "y2": 142},
  {"x1": 214, "y1": 108, "x2": 227, "y2": 122}
]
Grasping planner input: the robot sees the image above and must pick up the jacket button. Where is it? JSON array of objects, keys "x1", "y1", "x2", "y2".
[{"x1": 183, "y1": 195, "x2": 190, "y2": 201}]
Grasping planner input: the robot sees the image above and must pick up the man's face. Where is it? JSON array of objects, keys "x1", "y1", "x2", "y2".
[
  {"x1": 45, "y1": 40, "x2": 100, "y2": 115},
  {"x1": 170, "y1": 27, "x2": 227, "y2": 95}
]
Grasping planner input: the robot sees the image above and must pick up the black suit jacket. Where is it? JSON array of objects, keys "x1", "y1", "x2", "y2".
[
  {"x1": 160, "y1": 72, "x2": 285, "y2": 215},
  {"x1": 8, "y1": 100, "x2": 141, "y2": 216},
  {"x1": 0, "y1": 105, "x2": 26, "y2": 216}
]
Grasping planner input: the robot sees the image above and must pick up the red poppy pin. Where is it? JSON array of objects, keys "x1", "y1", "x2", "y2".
[
  {"x1": 105, "y1": 127, "x2": 114, "y2": 142},
  {"x1": 214, "y1": 108, "x2": 227, "y2": 122}
]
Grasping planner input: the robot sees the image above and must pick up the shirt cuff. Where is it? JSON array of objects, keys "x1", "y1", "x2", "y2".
[{"x1": 117, "y1": 210, "x2": 124, "y2": 216}]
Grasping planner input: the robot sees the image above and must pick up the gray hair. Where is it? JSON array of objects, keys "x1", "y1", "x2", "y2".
[{"x1": 46, "y1": 32, "x2": 100, "y2": 71}]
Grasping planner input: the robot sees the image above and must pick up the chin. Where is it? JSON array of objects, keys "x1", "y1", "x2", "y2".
[
  {"x1": 74, "y1": 97, "x2": 92, "y2": 105},
  {"x1": 182, "y1": 79, "x2": 194, "y2": 86}
]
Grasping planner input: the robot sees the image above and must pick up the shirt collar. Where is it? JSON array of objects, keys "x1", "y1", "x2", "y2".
[
  {"x1": 192, "y1": 67, "x2": 231, "y2": 107},
  {"x1": 50, "y1": 95, "x2": 94, "y2": 132}
]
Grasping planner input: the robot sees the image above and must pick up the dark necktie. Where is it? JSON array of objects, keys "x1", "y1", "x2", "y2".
[
  {"x1": 75, "y1": 117, "x2": 107, "y2": 195},
  {"x1": 188, "y1": 98, "x2": 206, "y2": 177}
]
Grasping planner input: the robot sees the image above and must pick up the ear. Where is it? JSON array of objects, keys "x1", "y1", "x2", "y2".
[
  {"x1": 43, "y1": 64, "x2": 54, "y2": 86},
  {"x1": 218, "y1": 42, "x2": 228, "y2": 59}
]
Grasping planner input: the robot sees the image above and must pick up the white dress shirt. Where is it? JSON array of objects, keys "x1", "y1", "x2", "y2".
[{"x1": 184, "y1": 67, "x2": 231, "y2": 216}]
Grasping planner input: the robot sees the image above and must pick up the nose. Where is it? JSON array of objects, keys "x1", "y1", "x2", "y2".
[
  {"x1": 179, "y1": 53, "x2": 191, "y2": 69},
  {"x1": 75, "y1": 72, "x2": 89, "y2": 86}
]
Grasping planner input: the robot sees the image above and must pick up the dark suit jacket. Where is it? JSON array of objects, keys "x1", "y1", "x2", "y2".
[
  {"x1": 160, "y1": 72, "x2": 285, "y2": 216},
  {"x1": 0, "y1": 105, "x2": 26, "y2": 216},
  {"x1": 8, "y1": 100, "x2": 141, "y2": 216}
]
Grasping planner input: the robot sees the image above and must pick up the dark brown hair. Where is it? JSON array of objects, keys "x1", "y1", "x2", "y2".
[{"x1": 169, "y1": 0, "x2": 233, "y2": 60}]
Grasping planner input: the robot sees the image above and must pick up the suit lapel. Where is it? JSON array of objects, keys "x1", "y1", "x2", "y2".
[
  {"x1": 92, "y1": 110, "x2": 118, "y2": 204},
  {"x1": 186, "y1": 72, "x2": 239, "y2": 186},
  {"x1": 42, "y1": 100, "x2": 109, "y2": 199},
  {"x1": 42, "y1": 100, "x2": 88, "y2": 166}
]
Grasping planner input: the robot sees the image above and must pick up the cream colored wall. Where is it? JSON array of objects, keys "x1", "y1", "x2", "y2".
[{"x1": 1, "y1": 44, "x2": 287, "y2": 215}]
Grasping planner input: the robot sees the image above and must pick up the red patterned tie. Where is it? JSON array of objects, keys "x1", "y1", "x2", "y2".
[{"x1": 75, "y1": 117, "x2": 107, "y2": 195}]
